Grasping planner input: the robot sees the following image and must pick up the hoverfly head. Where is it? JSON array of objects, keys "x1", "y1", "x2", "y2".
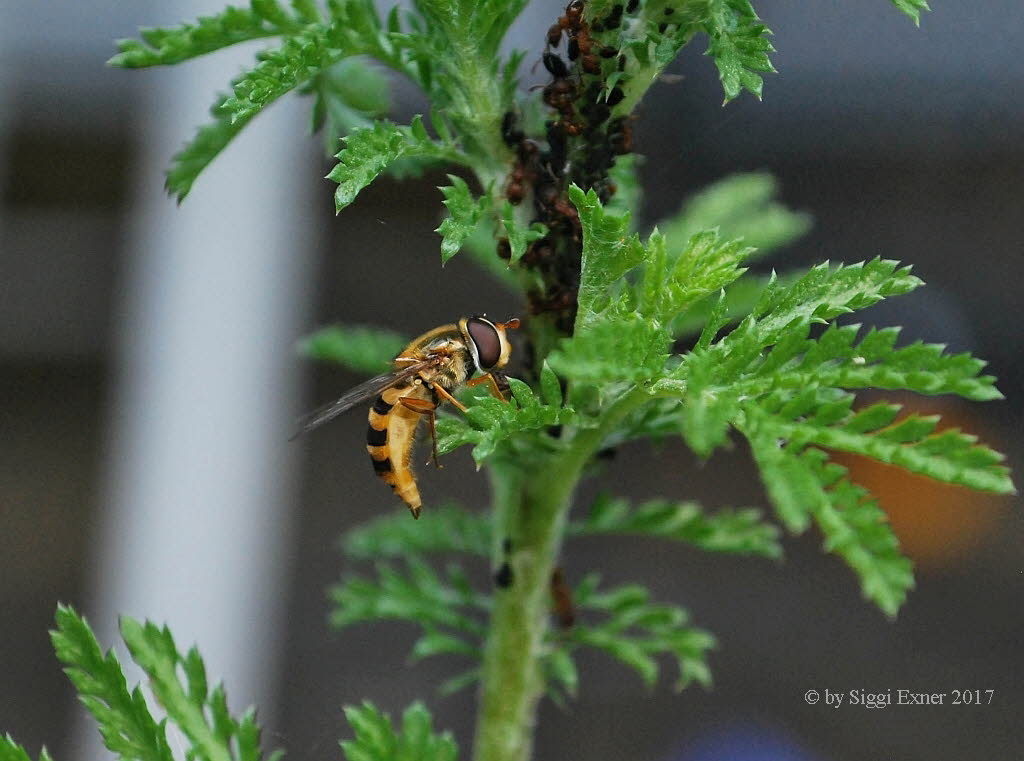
[{"x1": 463, "y1": 315, "x2": 519, "y2": 371}]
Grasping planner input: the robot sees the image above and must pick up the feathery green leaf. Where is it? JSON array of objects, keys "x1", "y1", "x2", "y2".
[
  {"x1": 501, "y1": 203, "x2": 548, "y2": 265},
  {"x1": 220, "y1": 26, "x2": 341, "y2": 123},
  {"x1": 573, "y1": 493, "x2": 781, "y2": 558},
  {"x1": 306, "y1": 57, "x2": 392, "y2": 155},
  {"x1": 298, "y1": 324, "x2": 407, "y2": 374},
  {"x1": 0, "y1": 736, "x2": 54, "y2": 761},
  {"x1": 703, "y1": 0, "x2": 776, "y2": 102},
  {"x1": 343, "y1": 504, "x2": 491, "y2": 559},
  {"x1": 50, "y1": 605, "x2": 173, "y2": 761},
  {"x1": 656, "y1": 172, "x2": 811, "y2": 261},
  {"x1": 340, "y1": 702, "x2": 457, "y2": 761},
  {"x1": 436, "y1": 380, "x2": 574, "y2": 465},
  {"x1": 51, "y1": 605, "x2": 276, "y2": 761},
  {"x1": 437, "y1": 176, "x2": 489, "y2": 264},
  {"x1": 890, "y1": 0, "x2": 931, "y2": 25},
  {"x1": 566, "y1": 576, "x2": 715, "y2": 690},
  {"x1": 164, "y1": 92, "x2": 253, "y2": 202},
  {"x1": 330, "y1": 558, "x2": 488, "y2": 645},
  {"x1": 329, "y1": 117, "x2": 466, "y2": 212},
  {"x1": 742, "y1": 421, "x2": 915, "y2": 615},
  {"x1": 109, "y1": 3, "x2": 302, "y2": 68},
  {"x1": 569, "y1": 185, "x2": 643, "y2": 332}
]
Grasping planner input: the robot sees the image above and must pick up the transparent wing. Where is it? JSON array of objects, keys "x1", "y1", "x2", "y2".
[{"x1": 291, "y1": 360, "x2": 432, "y2": 439}]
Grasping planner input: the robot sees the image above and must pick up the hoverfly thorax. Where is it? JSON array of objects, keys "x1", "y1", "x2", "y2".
[{"x1": 460, "y1": 316, "x2": 520, "y2": 372}]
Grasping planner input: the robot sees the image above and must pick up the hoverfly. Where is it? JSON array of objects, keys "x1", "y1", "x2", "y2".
[{"x1": 294, "y1": 316, "x2": 520, "y2": 518}]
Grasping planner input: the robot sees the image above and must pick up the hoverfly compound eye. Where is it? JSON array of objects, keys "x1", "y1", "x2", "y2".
[{"x1": 467, "y1": 317, "x2": 502, "y2": 369}]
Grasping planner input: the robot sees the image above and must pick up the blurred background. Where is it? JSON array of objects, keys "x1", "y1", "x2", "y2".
[{"x1": 1, "y1": 1, "x2": 1021, "y2": 759}]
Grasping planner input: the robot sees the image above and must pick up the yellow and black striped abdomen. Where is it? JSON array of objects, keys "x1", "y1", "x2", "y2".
[{"x1": 366, "y1": 384, "x2": 431, "y2": 518}]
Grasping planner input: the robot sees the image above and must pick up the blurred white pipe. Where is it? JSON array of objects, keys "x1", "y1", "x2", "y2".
[{"x1": 76, "y1": 6, "x2": 317, "y2": 757}]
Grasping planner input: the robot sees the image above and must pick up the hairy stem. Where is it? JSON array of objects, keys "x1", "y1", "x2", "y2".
[{"x1": 472, "y1": 389, "x2": 649, "y2": 761}]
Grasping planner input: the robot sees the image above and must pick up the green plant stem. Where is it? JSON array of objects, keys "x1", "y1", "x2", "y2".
[{"x1": 472, "y1": 389, "x2": 649, "y2": 761}]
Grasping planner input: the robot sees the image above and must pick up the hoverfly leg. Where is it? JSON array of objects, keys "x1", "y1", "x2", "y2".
[
  {"x1": 398, "y1": 396, "x2": 443, "y2": 469},
  {"x1": 431, "y1": 383, "x2": 469, "y2": 413},
  {"x1": 466, "y1": 372, "x2": 511, "y2": 402}
]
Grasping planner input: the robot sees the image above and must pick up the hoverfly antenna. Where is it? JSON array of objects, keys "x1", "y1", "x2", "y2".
[{"x1": 501, "y1": 318, "x2": 521, "y2": 330}]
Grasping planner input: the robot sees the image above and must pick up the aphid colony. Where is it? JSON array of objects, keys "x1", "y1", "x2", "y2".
[{"x1": 497, "y1": 0, "x2": 644, "y2": 335}]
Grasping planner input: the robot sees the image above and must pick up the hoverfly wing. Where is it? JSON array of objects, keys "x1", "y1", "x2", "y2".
[{"x1": 290, "y1": 361, "x2": 431, "y2": 439}]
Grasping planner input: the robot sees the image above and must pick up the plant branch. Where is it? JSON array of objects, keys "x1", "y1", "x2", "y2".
[{"x1": 472, "y1": 388, "x2": 649, "y2": 761}]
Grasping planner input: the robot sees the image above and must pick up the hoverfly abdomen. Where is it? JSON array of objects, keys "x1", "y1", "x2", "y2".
[{"x1": 367, "y1": 387, "x2": 426, "y2": 518}]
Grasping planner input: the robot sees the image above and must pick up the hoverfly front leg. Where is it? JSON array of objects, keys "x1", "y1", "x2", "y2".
[
  {"x1": 398, "y1": 396, "x2": 443, "y2": 468},
  {"x1": 430, "y1": 382, "x2": 469, "y2": 413},
  {"x1": 466, "y1": 371, "x2": 511, "y2": 402}
]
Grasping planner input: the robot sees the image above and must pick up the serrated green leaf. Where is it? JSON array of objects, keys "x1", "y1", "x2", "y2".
[
  {"x1": 500, "y1": 202, "x2": 548, "y2": 264},
  {"x1": 539, "y1": 362, "x2": 563, "y2": 407},
  {"x1": 890, "y1": 0, "x2": 931, "y2": 25},
  {"x1": 563, "y1": 579, "x2": 715, "y2": 691},
  {"x1": 656, "y1": 172, "x2": 811, "y2": 262},
  {"x1": 340, "y1": 701, "x2": 458, "y2": 761},
  {"x1": 306, "y1": 57, "x2": 392, "y2": 155},
  {"x1": 0, "y1": 736, "x2": 54, "y2": 761},
  {"x1": 164, "y1": 92, "x2": 253, "y2": 202},
  {"x1": 548, "y1": 312, "x2": 668, "y2": 386},
  {"x1": 330, "y1": 117, "x2": 465, "y2": 212},
  {"x1": 51, "y1": 605, "x2": 276, "y2": 761},
  {"x1": 109, "y1": 4, "x2": 298, "y2": 68},
  {"x1": 330, "y1": 559, "x2": 488, "y2": 679},
  {"x1": 573, "y1": 493, "x2": 781, "y2": 558},
  {"x1": 437, "y1": 176, "x2": 489, "y2": 263},
  {"x1": 220, "y1": 25, "x2": 339, "y2": 121},
  {"x1": 297, "y1": 324, "x2": 408, "y2": 374},
  {"x1": 411, "y1": 630, "x2": 482, "y2": 661},
  {"x1": 438, "y1": 667, "x2": 481, "y2": 696},
  {"x1": 342, "y1": 504, "x2": 491, "y2": 559},
  {"x1": 754, "y1": 259, "x2": 922, "y2": 341},
  {"x1": 569, "y1": 185, "x2": 644, "y2": 332},
  {"x1": 50, "y1": 606, "x2": 173, "y2": 761},
  {"x1": 703, "y1": 0, "x2": 776, "y2": 102},
  {"x1": 605, "y1": 154, "x2": 642, "y2": 219},
  {"x1": 650, "y1": 228, "x2": 753, "y2": 327},
  {"x1": 436, "y1": 382, "x2": 573, "y2": 465}
]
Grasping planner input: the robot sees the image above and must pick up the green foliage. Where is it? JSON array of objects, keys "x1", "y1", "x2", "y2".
[
  {"x1": 568, "y1": 185, "x2": 645, "y2": 332},
  {"x1": 99, "y1": 3, "x2": 1015, "y2": 760},
  {"x1": 330, "y1": 117, "x2": 467, "y2": 212},
  {"x1": 298, "y1": 323, "x2": 408, "y2": 374},
  {"x1": 572, "y1": 493, "x2": 782, "y2": 558},
  {"x1": 164, "y1": 94, "x2": 254, "y2": 202},
  {"x1": 703, "y1": 0, "x2": 777, "y2": 101},
  {"x1": 329, "y1": 558, "x2": 489, "y2": 683},
  {"x1": 656, "y1": 172, "x2": 811, "y2": 260},
  {"x1": 305, "y1": 58, "x2": 392, "y2": 155},
  {"x1": 343, "y1": 504, "x2": 491, "y2": 559},
  {"x1": 436, "y1": 376, "x2": 575, "y2": 466},
  {"x1": 501, "y1": 204, "x2": 548, "y2": 265},
  {"x1": 108, "y1": 3, "x2": 303, "y2": 68},
  {"x1": 220, "y1": 26, "x2": 337, "y2": 123},
  {"x1": 50, "y1": 605, "x2": 277, "y2": 761},
  {"x1": 340, "y1": 702, "x2": 457, "y2": 761},
  {"x1": 437, "y1": 176, "x2": 490, "y2": 263},
  {"x1": 890, "y1": 0, "x2": 931, "y2": 25},
  {"x1": 0, "y1": 737, "x2": 53, "y2": 761},
  {"x1": 565, "y1": 575, "x2": 715, "y2": 690}
]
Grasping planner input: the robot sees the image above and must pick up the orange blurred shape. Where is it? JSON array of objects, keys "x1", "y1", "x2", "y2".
[{"x1": 831, "y1": 400, "x2": 1011, "y2": 573}]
